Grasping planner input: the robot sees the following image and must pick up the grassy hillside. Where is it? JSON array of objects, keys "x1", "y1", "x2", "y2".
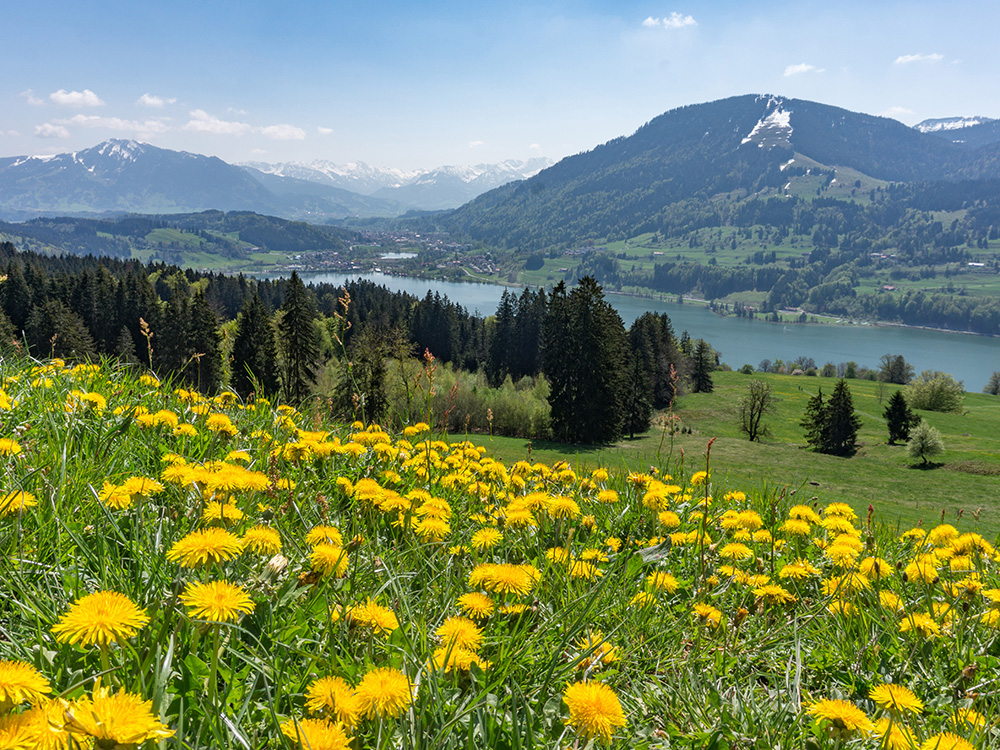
[
  {"x1": 0, "y1": 358, "x2": 996, "y2": 748},
  {"x1": 469, "y1": 371, "x2": 1000, "y2": 536}
]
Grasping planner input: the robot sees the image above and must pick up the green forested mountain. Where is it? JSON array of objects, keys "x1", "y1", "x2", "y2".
[
  {"x1": 0, "y1": 210, "x2": 357, "y2": 264},
  {"x1": 438, "y1": 95, "x2": 1000, "y2": 251}
]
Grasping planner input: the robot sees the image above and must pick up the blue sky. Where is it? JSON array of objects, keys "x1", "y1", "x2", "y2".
[{"x1": 2, "y1": 0, "x2": 996, "y2": 170}]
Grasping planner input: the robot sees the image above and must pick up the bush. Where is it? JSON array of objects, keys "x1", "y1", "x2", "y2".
[
  {"x1": 907, "y1": 420, "x2": 944, "y2": 465},
  {"x1": 907, "y1": 370, "x2": 964, "y2": 413}
]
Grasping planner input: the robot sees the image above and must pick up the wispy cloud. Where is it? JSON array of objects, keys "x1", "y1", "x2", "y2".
[
  {"x1": 183, "y1": 110, "x2": 306, "y2": 140},
  {"x1": 136, "y1": 93, "x2": 177, "y2": 108},
  {"x1": 58, "y1": 114, "x2": 171, "y2": 136},
  {"x1": 529, "y1": 143, "x2": 542, "y2": 152},
  {"x1": 880, "y1": 106, "x2": 915, "y2": 120},
  {"x1": 468, "y1": 140, "x2": 484, "y2": 149},
  {"x1": 0, "y1": 129, "x2": 20, "y2": 137},
  {"x1": 260, "y1": 123, "x2": 306, "y2": 140},
  {"x1": 642, "y1": 12, "x2": 697, "y2": 30},
  {"x1": 894, "y1": 53, "x2": 944, "y2": 65},
  {"x1": 20, "y1": 89, "x2": 45, "y2": 106},
  {"x1": 784, "y1": 62, "x2": 825, "y2": 77},
  {"x1": 316, "y1": 126, "x2": 334, "y2": 135},
  {"x1": 49, "y1": 89, "x2": 105, "y2": 107},
  {"x1": 35, "y1": 122, "x2": 71, "y2": 138},
  {"x1": 183, "y1": 109, "x2": 253, "y2": 136}
]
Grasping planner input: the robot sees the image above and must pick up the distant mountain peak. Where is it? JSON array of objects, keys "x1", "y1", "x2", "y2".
[{"x1": 914, "y1": 116, "x2": 997, "y2": 133}]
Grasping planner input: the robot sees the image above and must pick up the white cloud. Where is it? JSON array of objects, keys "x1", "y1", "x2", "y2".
[
  {"x1": 894, "y1": 53, "x2": 944, "y2": 65},
  {"x1": 316, "y1": 126, "x2": 334, "y2": 135},
  {"x1": 251, "y1": 148, "x2": 267, "y2": 154},
  {"x1": 260, "y1": 123, "x2": 306, "y2": 140},
  {"x1": 529, "y1": 143, "x2": 542, "y2": 152},
  {"x1": 643, "y1": 12, "x2": 697, "y2": 30},
  {"x1": 137, "y1": 93, "x2": 176, "y2": 108},
  {"x1": 468, "y1": 140, "x2": 485, "y2": 148},
  {"x1": 59, "y1": 114, "x2": 171, "y2": 136},
  {"x1": 20, "y1": 89, "x2": 45, "y2": 106},
  {"x1": 183, "y1": 110, "x2": 306, "y2": 140},
  {"x1": 784, "y1": 62, "x2": 825, "y2": 77},
  {"x1": 35, "y1": 122, "x2": 71, "y2": 138},
  {"x1": 0, "y1": 129, "x2": 20, "y2": 137},
  {"x1": 183, "y1": 109, "x2": 253, "y2": 136},
  {"x1": 49, "y1": 88, "x2": 105, "y2": 107},
  {"x1": 880, "y1": 106, "x2": 915, "y2": 120}
]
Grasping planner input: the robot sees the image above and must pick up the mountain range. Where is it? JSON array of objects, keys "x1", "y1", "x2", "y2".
[
  {"x1": 0, "y1": 140, "x2": 550, "y2": 222},
  {"x1": 241, "y1": 157, "x2": 552, "y2": 211},
  {"x1": 3, "y1": 95, "x2": 1000, "y2": 240},
  {"x1": 435, "y1": 94, "x2": 1000, "y2": 249}
]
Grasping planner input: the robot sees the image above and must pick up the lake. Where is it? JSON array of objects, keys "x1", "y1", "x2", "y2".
[{"x1": 299, "y1": 271, "x2": 999, "y2": 390}]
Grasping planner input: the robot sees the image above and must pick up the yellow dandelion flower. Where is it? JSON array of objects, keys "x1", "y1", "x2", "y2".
[
  {"x1": 51, "y1": 591, "x2": 150, "y2": 647},
  {"x1": 355, "y1": 668, "x2": 413, "y2": 719},
  {"x1": 470, "y1": 527, "x2": 503, "y2": 551},
  {"x1": 869, "y1": 683, "x2": 923, "y2": 715},
  {"x1": 243, "y1": 525, "x2": 281, "y2": 555},
  {"x1": 431, "y1": 647, "x2": 491, "y2": 672},
  {"x1": 435, "y1": 617, "x2": 484, "y2": 651},
  {"x1": 0, "y1": 439, "x2": 22, "y2": 457},
  {"x1": 562, "y1": 681, "x2": 626, "y2": 743},
  {"x1": 280, "y1": 717, "x2": 352, "y2": 750},
  {"x1": 346, "y1": 600, "x2": 399, "y2": 635},
  {"x1": 201, "y1": 500, "x2": 245, "y2": 525},
  {"x1": 0, "y1": 660, "x2": 50, "y2": 711},
  {"x1": 179, "y1": 580, "x2": 254, "y2": 623},
  {"x1": 166, "y1": 528, "x2": 243, "y2": 567},
  {"x1": 546, "y1": 495, "x2": 581, "y2": 519},
  {"x1": 692, "y1": 603, "x2": 723, "y2": 628},
  {"x1": 310, "y1": 544, "x2": 350, "y2": 577},
  {"x1": 806, "y1": 698, "x2": 874, "y2": 737},
  {"x1": 754, "y1": 584, "x2": 796, "y2": 605},
  {"x1": 919, "y1": 732, "x2": 975, "y2": 750},
  {"x1": 457, "y1": 592, "x2": 495, "y2": 620},
  {"x1": 304, "y1": 676, "x2": 361, "y2": 727},
  {"x1": 900, "y1": 613, "x2": 941, "y2": 638},
  {"x1": 0, "y1": 490, "x2": 37, "y2": 516},
  {"x1": 645, "y1": 571, "x2": 678, "y2": 593},
  {"x1": 64, "y1": 681, "x2": 174, "y2": 745},
  {"x1": 305, "y1": 525, "x2": 344, "y2": 547},
  {"x1": 574, "y1": 631, "x2": 619, "y2": 670},
  {"x1": 873, "y1": 718, "x2": 918, "y2": 750}
]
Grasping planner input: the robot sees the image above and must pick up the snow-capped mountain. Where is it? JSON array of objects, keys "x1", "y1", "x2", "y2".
[
  {"x1": 914, "y1": 116, "x2": 997, "y2": 133},
  {"x1": 913, "y1": 116, "x2": 1000, "y2": 148},
  {"x1": 240, "y1": 157, "x2": 553, "y2": 210},
  {"x1": 0, "y1": 139, "x2": 407, "y2": 221}
]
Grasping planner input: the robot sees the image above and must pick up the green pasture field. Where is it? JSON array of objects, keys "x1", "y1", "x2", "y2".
[{"x1": 462, "y1": 371, "x2": 1000, "y2": 538}]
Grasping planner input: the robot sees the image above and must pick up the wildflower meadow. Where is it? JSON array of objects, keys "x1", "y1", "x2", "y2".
[{"x1": 0, "y1": 358, "x2": 996, "y2": 749}]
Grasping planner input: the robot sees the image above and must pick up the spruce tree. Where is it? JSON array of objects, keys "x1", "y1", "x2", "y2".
[
  {"x1": 690, "y1": 339, "x2": 715, "y2": 393},
  {"x1": 543, "y1": 277, "x2": 626, "y2": 444},
  {"x1": 231, "y1": 292, "x2": 279, "y2": 399},
  {"x1": 801, "y1": 388, "x2": 827, "y2": 452},
  {"x1": 486, "y1": 289, "x2": 515, "y2": 386},
  {"x1": 186, "y1": 291, "x2": 222, "y2": 394},
  {"x1": 883, "y1": 390, "x2": 919, "y2": 445},
  {"x1": 824, "y1": 379, "x2": 862, "y2": 456},
  {"x1": 279, "y1": 272, "x2": 319, "y2": 405}
]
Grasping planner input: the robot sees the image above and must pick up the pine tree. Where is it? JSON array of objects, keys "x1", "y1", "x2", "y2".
[
  {"x1": 543, "y1": 277, "x2": 627, "y2": 444},
  {"x1": 823, "y1": 379, "x2": 862, "y2": 456},
  {"x1": 801, "y1": 388, "x2": 827, "y2": 452},
  {"x1": 883, "y1": 390, "x2": 919, "y2": 445},
  {"x1": 690, "y1": 339, "x2": 715, "y2": 393},
  {"x1": 186, "y1": 291, "x2": 222, "y2": 394},
  {"x1": 231, "y1": 292, "x2": 279, "y2": 399},
  {"x1": 486, "y1": 289, "x2": 515, "y2": 386},
  {"x1": 278, "y1": 272, "x2": 319, "y2": 405}
]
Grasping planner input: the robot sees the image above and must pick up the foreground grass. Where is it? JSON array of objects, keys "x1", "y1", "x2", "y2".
[
  {"x1": 474, "y1": 371, "x2": 1000, "y2": 537},
  {"x1": 0, "y1": 358, "x2": 997, "y2": 749}
]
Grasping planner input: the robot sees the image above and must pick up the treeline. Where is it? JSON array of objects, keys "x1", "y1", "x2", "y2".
[{"x1": 0, "y1": 241, "x2": 715, "y2": 444}]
